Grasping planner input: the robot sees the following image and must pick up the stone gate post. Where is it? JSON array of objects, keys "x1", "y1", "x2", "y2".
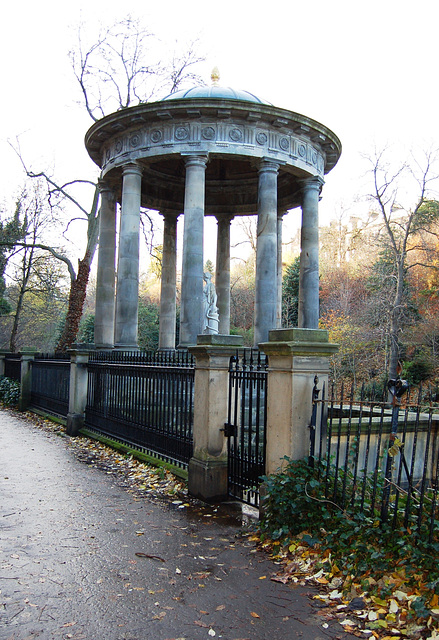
[
  {"x1": 188, "y1": 334, "x2": 243, "y2": 501},
  {"x1": 66, "y1": 349, "x2": 90, "y2": 436},
  {"x1": 259, "y1": 328, "x2": 338, "y2": 474},
  {"x1": 0, "y1": 352, "x2": 6, "y2": 377},
  {"x1": 18, "y1": 351, "x2": 37, "y2": 412}
]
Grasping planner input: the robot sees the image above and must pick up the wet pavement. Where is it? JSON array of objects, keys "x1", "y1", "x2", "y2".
[{"x1": 0, "y1": 409, "x2": 356, "y2": 640}]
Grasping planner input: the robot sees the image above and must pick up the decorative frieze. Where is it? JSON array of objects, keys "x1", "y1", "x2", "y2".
[{"x1": 101, "y1": 119, "x2": 325, "y2": 178}]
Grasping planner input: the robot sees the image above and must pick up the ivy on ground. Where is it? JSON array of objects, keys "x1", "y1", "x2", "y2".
[
  {"x1": 0, "y1": 376, "x2": 20, "y2": 406},
  {"x1": 258, "y1": 456, "x2": 439, "y2": 639}
]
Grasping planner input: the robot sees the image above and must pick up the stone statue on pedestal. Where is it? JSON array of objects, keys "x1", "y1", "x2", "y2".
[{"x1": 203, "y1": 272, "x2": 219, "y2": 335}]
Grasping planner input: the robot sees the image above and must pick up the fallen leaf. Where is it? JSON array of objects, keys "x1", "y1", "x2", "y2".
[
  {"x1": 216, "y1": 605, "x2": 226, "y2": 611},
  {"x1": 389, "y1": 599, "x2": 399, "y2": 614},
  {"x1": 430, "y1": 594, "x2": 439, "y2": 608},
  {"x1": 371, "y1": 596, "x2": 388, "y2": 607},
  {"x1": 152, "y1": 611, "x2": 166, "y2": 620},
  {"x1": 194, "y1": 620, "x2": 209, "y2": 628},
  {"x1": 250, "y1": 612, "x2": 260, "y2": 618}
]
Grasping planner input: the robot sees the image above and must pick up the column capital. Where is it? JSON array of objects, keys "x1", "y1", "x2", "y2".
[
  {"x1": 181, "y1": 153, "x2": 209, "y2": 169},
  {"x1": 160, "y1": 210, "x2": 180, "y2": 220},
  {"x1": 300, "y1": 175, "x2": 325, "y2": 194},
  {"x1": 122, "y1": 162, "x2": 143, "y2": 178},
  {"x1": 98, "y1": 178, "x2": 116, "y2": 197},
  {"x1": 258, "y1": 157, "x2": 283, "y2": 174},
  {"x1": 215, "y1": 214, "x2": 234, "y2": 225}
]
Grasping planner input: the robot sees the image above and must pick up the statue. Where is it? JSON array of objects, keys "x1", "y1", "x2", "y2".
[{"x1": 203, "y1": 272, "x2": 219, "y2": 335}]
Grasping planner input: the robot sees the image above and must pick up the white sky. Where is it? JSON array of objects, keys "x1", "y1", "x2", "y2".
[{"x1": 1, "y1": 0, "x2": 438, "y2": 264}]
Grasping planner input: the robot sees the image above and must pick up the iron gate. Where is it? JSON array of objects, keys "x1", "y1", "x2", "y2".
[{"x1": 226, "y1": 350, "x2": 268, "y2": 506}]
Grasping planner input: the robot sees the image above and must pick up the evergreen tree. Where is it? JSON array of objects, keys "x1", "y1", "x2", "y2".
[
  {"x1": 282, "y1": 256, "x2": 300, "y2": 327},
  {"x1": 0, "y1": 199, "x2": 26, "y2": 314}
]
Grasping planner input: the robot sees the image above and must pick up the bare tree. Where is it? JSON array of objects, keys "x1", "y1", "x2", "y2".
[
  {"x1": 3, "y1": 183, "x2": 63, "y2": 351},
  {"x1": 10, "y1": 144, "x2": 100, "y2": 351},
  {"x1": 367, "y1": 147, "x2": 439, "y2": 380},
  {"x1": 9, "y1": 19, "x2": 205, "y2": 350},
  {"x1": 70, "y1": 16, "x2": 205, "y2": 121}
]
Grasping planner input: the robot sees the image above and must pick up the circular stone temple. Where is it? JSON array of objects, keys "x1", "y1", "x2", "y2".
[{"x1": 85, "y1": 78, "x2": 341, "y2": 349}]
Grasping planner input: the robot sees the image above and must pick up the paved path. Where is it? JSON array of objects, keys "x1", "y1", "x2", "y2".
[{"x1": 0, "y1": 410, "x2": 355, "y2": 640}]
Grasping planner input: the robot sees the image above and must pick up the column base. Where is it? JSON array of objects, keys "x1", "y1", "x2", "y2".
[
  {"x1": 66, "y1": 413, "x2": 84, "y2": 437},
  {"x1": 188, "y1": 457, "x2": 228, "y2": 502},
  {"x1": 113, "y1": 344, "x2": 139, "y2": 351}
]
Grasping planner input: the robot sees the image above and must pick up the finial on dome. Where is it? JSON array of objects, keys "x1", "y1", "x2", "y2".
[{"x1": 211, "y1": 67, "x2": 220, "y2": 86}]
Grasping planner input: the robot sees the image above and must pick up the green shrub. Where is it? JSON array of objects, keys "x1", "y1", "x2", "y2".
[
  {"x1": 402, "y1": 353, "x2": 433, "y2": 384},
  {"x1": 0, "y1": 376, "x2": 20, "y2": 406}
]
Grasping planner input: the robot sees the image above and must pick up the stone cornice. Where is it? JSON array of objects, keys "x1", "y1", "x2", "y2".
[{"x1": 85, "y1": 98, "x2": 341, "y2": 176}]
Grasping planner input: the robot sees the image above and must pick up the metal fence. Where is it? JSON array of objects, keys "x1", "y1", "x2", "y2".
[
  {"x1": 85, "y1": 350, "x2": 195, "y2": 468},
  {"x1": 226, "y1": 349, "x2": 268, "y2": 506},
  {"x1": 30, "y1": 353, "x2": 71, "y2": 418},
  {"x1": 310, "y1": 379, "x2": 439, "y2": 543},
  {"x1": 4, "y1": 353, "x2": 21, "y2": 382}
]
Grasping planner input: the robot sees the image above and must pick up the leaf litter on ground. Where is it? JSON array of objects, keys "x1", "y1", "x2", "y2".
[
  {"x1": 24, "y1": 411, "x2": 186, "y2": 501},
  {"x1": 246, "y1": 530, "x2": 439, "y2": 640}
]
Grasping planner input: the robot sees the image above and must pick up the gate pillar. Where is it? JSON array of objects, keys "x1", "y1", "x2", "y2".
[
  {"x1": 18, "y1": 351, "x2": 37, "y2": 412},
  {"x1": 188, "y1": 334, "x2": 243, "y2": 502},
  {"x1": 259, "y1": 328, "x2": 338, "y2": 474},
  {"x1": 66, "y1": 349, "x2": 90, "y2": 437}
]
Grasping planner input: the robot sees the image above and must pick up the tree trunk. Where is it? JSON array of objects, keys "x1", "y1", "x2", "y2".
[
  {"x1": 388, "y1": 260, "x2": 405, "y2": 381},
  {"x1": 9, "y1": 285, "x2": 26, "y2": 352},
  {"x1": 56, "y1": 253, "x2": 91, "y2": 352}
]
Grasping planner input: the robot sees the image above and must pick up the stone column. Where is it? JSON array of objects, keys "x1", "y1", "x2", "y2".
[
  {"x1": 254, "y1": 159, "x2": 280, "y2": 346},
  {"x1": 66, "y1": 349, "x2": 90, "y2": 436},
  {"x1": 179, "y1": 154, "x2": 208, "y2": 347},
  {"x1": 159, "y1": 212, "x2": 179, "y2": 350},
  {"x1": 114, "y1": 163, "x2": 143, "y2": 349},
  {"x1": 298, "y1": 177, "x2": 323, "y2": 329},
  {"x1": 277, "y1": 213, "x2": 284, "y2": 328},
  {"x1": 94, "y1": 180, "x2": 116, "y2": 349},
  {"x1": 215, "y1": 215, "x2": 233, "y2": 335},
  {"x1": 188, "y1": 334, "x2": 243, "y2": 501},
  {"x1": 259, "y1": 328, "x2": 338, "y2": 475}
]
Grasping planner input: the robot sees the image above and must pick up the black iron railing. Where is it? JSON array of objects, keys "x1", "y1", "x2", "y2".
[
  {"x1": 30, "y1": 353, "x2": 70, "y2": 418},
  {"x1": 310, "y1": 379, "x2": 439, "y2": 543},
  {"x1": 4, "y1": 353, "x2": 21, "y2": 382},
  {"x1": 85, "y1": 350, "x2": 194, "y2": 468},
  {"x1": 227, "y1": 349, "x2": 268, "y2": 506},
  {"x1": 89, "y1": 349, "x2": 194, "y2": 367}
]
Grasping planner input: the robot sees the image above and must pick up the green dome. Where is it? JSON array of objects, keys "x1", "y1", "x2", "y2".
[{"x1": 163, "y1": 84, "x2": 270, "y2": 105}]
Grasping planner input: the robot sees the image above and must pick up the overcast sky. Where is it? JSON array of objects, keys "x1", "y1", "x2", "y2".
[{"x1": 1, "y1": 0, "x2": 438, "y2": 259}]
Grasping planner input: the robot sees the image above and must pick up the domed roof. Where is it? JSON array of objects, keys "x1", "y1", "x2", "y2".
[
  {"x1": 162, "y1": 68, "x2": 270, "y2": 105},
  {"x1": 163, "y1": 84, "x2": 270, "y2": 105}
]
